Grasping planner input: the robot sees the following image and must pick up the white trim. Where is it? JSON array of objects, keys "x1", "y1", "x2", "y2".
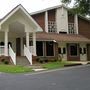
[
  {"x1": 45, "y1": 11, "x2": 48, "y2": 33},
  {"x1": 74, "y1": 14, "x2": 79, "y2": 34},
  {"x1": 0, "y1": 4, "x2": 43, "y2": 32},
  {"x1": 33, "y1": 32, "x2": 36, "y2": 56},
  {"x1": 31, "y1": 4, "x2": 69, "y2": 15},
  {"x1": 4, "y1": 31, "x2": 8, "y2": 56},
  {"x1": 26, "y1": 32, "x2": 29, "y2": 49}
]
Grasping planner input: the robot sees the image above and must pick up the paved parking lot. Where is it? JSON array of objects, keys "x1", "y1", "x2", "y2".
[{"x1": 0, "y1": 65, "x2": 90, "y2": 90}]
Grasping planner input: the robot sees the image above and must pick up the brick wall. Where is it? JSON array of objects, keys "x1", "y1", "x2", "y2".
[{"x1": 32, "y1": 12, "x2": 45, "y2": 31}]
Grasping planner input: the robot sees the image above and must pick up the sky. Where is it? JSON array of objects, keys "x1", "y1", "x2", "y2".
[{"x1": 0, "y1": 0, "x2": 74, "y2": 19}]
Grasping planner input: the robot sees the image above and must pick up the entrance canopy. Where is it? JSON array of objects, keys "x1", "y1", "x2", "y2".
[{"x1": 0, "y1": 4, "x2": 42, "y2": 32}]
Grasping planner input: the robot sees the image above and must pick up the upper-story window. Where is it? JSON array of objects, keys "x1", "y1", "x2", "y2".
[
  {"x1": 48, "y1": 21, "x2": 57, "y2": 33},
  {"x1": 68, "y1": 23, "x2": 75, "y2": 34}
]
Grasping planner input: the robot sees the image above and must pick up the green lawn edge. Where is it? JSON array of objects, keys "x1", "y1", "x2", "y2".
[{"x1": 0, "y1": 65, "x2": 33, "y2": 73}]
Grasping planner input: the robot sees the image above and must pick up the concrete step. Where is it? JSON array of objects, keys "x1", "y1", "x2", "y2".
[{"x1": 16, "y1": 56, "x2": 30, "y2": 66}]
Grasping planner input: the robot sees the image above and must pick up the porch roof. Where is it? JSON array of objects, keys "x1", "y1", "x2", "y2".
[
  {"x1": 0, "y1": 4, "x2": 43, "y2": 32},
  {"x1": 36, "y1": 32, "x2": 90, "y2": 43}
]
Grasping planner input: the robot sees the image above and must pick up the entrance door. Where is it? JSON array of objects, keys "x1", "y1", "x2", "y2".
[
  {"x1": 87, "y1": 44, "x2": 90, "y2": 61},
  {"x1": 67, "y1": 43, "x2": 80, "y2": 61},
  {"x1": 16, "y1": 38, "x2": 21, "y2": 56}
]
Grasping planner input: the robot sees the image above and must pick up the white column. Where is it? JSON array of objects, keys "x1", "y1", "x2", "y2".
[
  {"x1": 45, "y1": 11, "x2": 48, "y2": 33},
  {"x1": 74, "y1": 14, "x2": 78, "y2": 34},
  {"x1": 26, "y1": 32, "x2": 29, "y2": 49},
  {"x1": 4, "y1": 31, "x2": 8, "y2": 56},
  {"x1": 33, "y1": 32, "x2": 36, "y2": 56}
]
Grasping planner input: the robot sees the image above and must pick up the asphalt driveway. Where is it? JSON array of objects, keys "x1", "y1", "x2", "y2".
[{"x1": 0, "y1": 65, "x2": 90, "y2": 90}]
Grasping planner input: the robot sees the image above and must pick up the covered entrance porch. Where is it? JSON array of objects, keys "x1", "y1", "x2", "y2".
[{"x1": 0, "y1": 5, "x2": 42, "y2": 65}]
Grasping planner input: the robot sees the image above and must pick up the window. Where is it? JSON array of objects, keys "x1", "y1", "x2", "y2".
[
  {"x1": 46, "y1": 41, "x2": 54, "y2": 56},
  {"x1": 36, "y1": 41, "x2": 43, "y2": 56},
  {"x1": 48, "y1": 21, "x2": 57, "y2": 33},
  {"x1": 83, "y1": 48, "x2": 86, "y2": 54},
  {"x1": 63, "y1": 48, "x2": 66, "y2": 54},
  {"x1": 70, "y1": 44, "x2": 78, "y2": 56},
  {"x1": 0, "y1": 42, "x2": 4, "y2": 46},
  {"x1": 58, "y1": 48, "x2": 61, "y2": 54},
  {"x1": 68, "y1": 23, "x2": 75, "y2": 34},
  {"x1": 79, "y1": 48, "x2": 82, "y2": 54}
]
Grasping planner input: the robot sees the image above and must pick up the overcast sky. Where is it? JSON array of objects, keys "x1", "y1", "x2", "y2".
[{"x1": 0, "y1": 0, "x2": 74, "y2": 19}]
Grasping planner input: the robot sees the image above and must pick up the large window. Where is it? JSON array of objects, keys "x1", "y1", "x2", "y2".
[
  {"x1": 46, "y1": 41, "x2": 54, "y2": 56},
  {"x1": 36, "y1": 41, "x2": 43, "y2": 56},
  {"x1": 68, "y1": 23, "x2": 75, "y2": 34},
  {"x1": 48, "y1": 21, "x2": 57, "y2": 33},
  {"x1": 70, "y1": 44, "x2": 78, "y2": 56}
]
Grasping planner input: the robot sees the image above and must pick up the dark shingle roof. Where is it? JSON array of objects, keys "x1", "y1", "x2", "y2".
[{"x1": 36, "y1": 32, "x2": 90, "y2": 43}]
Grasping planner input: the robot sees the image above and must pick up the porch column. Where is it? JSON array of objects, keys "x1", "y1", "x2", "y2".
[
  {"x1": 26, "y1": 32, "x2": 29, "y2": 49},
  {"x1": 45, "y1": 11, "x2": 48, "y2": 33},
  {"x1": 4, "y1": 31, "x2": 8, "y2": 56},
  {"x1": 74, "y1": 14, "x2": 78, "y2": 34},
  {"x1": 33, "y1": 32, "x2": 36, "y2": 56}
]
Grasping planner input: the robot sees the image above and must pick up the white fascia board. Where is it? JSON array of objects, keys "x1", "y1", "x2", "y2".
[
  {"x1": 31, "y1": 4, "x2": 69, "y2": 15},
  {"x1": 0, "y1": 6, "x2": 20, "y2": 25},
  {"x1": 0, "y1": 4, "x2": 43, "y2": 32}
]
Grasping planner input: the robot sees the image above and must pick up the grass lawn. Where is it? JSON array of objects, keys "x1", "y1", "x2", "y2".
[
  {"x1": 0, "y1": 65, "x2": 33, "y2": 73},
  {"x1": 42, "y1": 61, "x2": 76, "y2": 69}
]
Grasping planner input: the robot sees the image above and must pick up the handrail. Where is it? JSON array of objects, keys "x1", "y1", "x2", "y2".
[
  {"x1": 9, "y1": 45, "x2": 16, "y2": 65},
  {"x1": 0, "y1": 46, "x2": 5, "y2": 55},
  {"x1": 29, "y1": 46, "x2": 34, "y2": 55},
  {"x1": 24, "y1": 45, "x2": 32, "y2": 65}
]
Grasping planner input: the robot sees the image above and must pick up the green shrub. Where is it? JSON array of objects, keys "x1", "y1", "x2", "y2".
[
  {"x1": 38, "y1": 57, "x2": 48, "y2": 63},
  {"x1": 4, "y1": 60, "x2": 9, "y2": 65}
]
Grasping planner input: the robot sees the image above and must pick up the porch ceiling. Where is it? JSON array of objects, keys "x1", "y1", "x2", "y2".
[{"x1": 36, "y1": 32, "x2": 90, "y2": 43}]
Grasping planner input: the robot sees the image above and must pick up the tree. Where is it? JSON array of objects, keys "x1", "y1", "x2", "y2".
[{"x1": 62, "y1": 0, "x2": 90, "y2": 16}]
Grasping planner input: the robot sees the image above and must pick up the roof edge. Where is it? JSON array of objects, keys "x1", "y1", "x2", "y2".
[{"x1": 30, "y1": 4, "x2": 69, "y2": 15}]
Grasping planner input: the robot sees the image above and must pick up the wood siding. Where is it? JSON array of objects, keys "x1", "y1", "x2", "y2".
[
  {"x1": 78, "y1": 17, "x2": 90, "y2": 39},
  {"x1": 68, "y1": 14, "x2": 74, "y2": 23},
  {"x1": 48, "y1": 9, "x2": 56, "y2": 21}
]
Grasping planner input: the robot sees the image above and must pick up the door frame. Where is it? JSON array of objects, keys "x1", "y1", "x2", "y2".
[
  {"x1": 67, "y1": 43, "x2": 80, "y2": 61},
  {"x1": 16, "y1": 38, "x2": 21, "y2": 56}
]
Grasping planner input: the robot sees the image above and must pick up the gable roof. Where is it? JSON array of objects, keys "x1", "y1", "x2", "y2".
[
  {"x1": 30, "y1": 4, "x2": 69, "y2": 15},
  {"x1": 31, "y1": 4, "x2": 90, "y2": 22},
  {"x1": 0, "y1": 4, "x2": 43, "y2": 32}
]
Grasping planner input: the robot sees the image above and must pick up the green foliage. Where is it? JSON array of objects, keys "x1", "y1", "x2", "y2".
[
  {"x1": 37, "y1": 57, "x2": 48, "y2": 63},
  {"x1": 1, "y1": 59, "x2": 9, "y2": 65},
  {"x1": 62, "y1": 0, "x2": 90, "y2": 16}
]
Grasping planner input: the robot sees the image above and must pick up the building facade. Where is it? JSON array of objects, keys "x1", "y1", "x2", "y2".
[
  {"x1": 31, "y1": 5, "x2": 90, "y2": 61},
  {"x1": 0, "y1": 4, "x2": 90, "y2": 65}
]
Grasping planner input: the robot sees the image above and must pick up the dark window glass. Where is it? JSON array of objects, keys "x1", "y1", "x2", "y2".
[
  {"x1": 83, "y1": 48, "x2": 86, "y2": 54},
  {"x1": 59, "y1": 32, "x2": 67, "y2": 34},
  {"x1": 70, "y1": 44, "x2": 77, "y2": 56},
  {"x1": 36, "y1": 41, "x2": 43, "y2": 56},
  {"x1": 63, "y1": 48, "x2": 66, "y2": 54},
  {"x1": 46, "y1": 41, "x2": 54, "y2": 56},
  {"x1": 79, "y1": 48, "x2": 82, "y2": 54},
  {"x1": 58, "y1": 48, "x2": 61, "y2": 54},
  {"x1": 0, "y1": 42, "x2": 4, "y2": 46}
]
